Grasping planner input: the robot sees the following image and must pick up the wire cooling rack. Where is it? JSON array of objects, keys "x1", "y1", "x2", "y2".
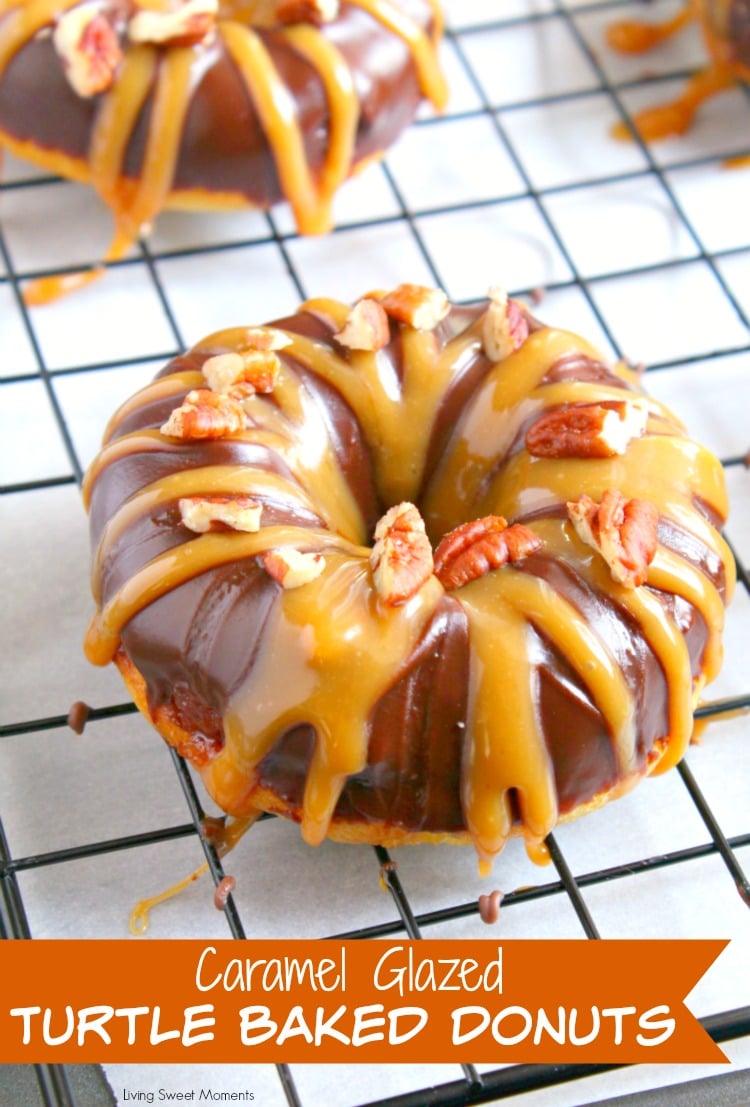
[{"x1": 1, "y1": 1, "x2": 749, "y2": 1104}]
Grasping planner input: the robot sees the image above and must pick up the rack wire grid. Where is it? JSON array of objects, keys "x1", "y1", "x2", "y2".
[{"x1": 1, "y1": 0, "x2": 749, "y2": 1104}]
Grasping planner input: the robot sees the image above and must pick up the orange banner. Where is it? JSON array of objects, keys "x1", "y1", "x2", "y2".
[{"x1": 0, "y1": 939, "x2": 728, "y2": 1064}]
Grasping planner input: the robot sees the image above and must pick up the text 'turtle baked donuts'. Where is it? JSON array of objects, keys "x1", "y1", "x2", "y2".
[{"x1": 83, "y1": 284, "x2": 735, "y2": 873}]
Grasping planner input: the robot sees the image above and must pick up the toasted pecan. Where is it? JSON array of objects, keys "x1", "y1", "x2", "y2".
[
  {"x1": 434, "y1": 516, "x2": 542, "y2": 590},
  {"x1": 568, "y1": 490, "x2": 659, "y2": 587}
]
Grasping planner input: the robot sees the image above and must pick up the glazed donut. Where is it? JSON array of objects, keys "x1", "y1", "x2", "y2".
[
  {"x1": 0, "y1": 0, "x2": 446, "y2": 303},
  {"x1": 83, "y1": 284, "x2": 734, "y2": 871},
  {"x1": 608, "y1": 0, "x2": 749, "y2": 140}
]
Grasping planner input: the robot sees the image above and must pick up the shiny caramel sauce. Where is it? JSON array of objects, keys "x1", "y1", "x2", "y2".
[{"x1": 85, "y1": 298, "x2": 734, "y2": 868}]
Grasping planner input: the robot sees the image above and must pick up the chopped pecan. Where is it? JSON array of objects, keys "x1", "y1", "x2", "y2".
[
  {"x1": 482, "y1": 287, "x2": 529, "y2": 361},
  {"x1": 378, "y1": 284, "x2": 451, "y2": 331},
  {"x1": 276, "y1": 0, "x2": 340, "y2": 24},
  {"x1": 53, "y1": 6, "x2": 122, "y2": 98},
  {"x1": 128, "y1": 0, "x2": 217, "y2": 46},
  {"x1": 370, "y1": 502, "x2": 434, "y2": 605},
  {"x1": 334, "y1": 298, "x2": 390, "y2": 352},
  {"x1": 202, "y1": 348, "x2": 281, "y2": 397},
  {"x1": 525, "y1": 401, "x2": 647, "y2": 459},
  {"x1": 161, "y1": 389, "x2": 246, "y2": 439},
  {"x1": 567, "y1": 490, "x2": 659, "y2": 588},
  {"x1": 434, "y1": 516, "x2": 542, "y2": 590},
  {"x1": 263, "y1": 548, "x2": 325, "y2": 589},
  {"x1": 179, "y1": 495, "x2": 262, "y2": 534}
]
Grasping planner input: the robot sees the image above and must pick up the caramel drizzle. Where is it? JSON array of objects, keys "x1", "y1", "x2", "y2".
[
  {"x1": 91, "y1": 464, "x2": 323, "y2": 601},
  {"x1": 280, "y1": 24, "x2": 360, "y2": 213},
  {"x1": 85, "y1": 524, "x2": 366, "y2": 665},
  {"x1": 207, "y1": 556, "x2": 444, "y2": 842},
  {"x1": 346, "y1": 0, "x2": 448, "y2": 108},
  {"x1": 290, "y1": 299, "x2": 485, "y2": 505},
  {"x1": 84, "y1": 306, "x2": 734, "y2": 865},
  {"x1": 0, "y1": 1, "x2": 446, "y2": 302}
]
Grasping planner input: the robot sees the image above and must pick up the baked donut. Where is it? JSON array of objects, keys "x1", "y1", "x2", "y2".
[
  {"x1": 0, "y1": 0, "x2": 446, "y2": 303},
  {"x1": 607, "y1": 0, "x2": 749, "y2": 140},
  {"x1": 83, "y1": 284, "x2": 734, "y2": 871}
]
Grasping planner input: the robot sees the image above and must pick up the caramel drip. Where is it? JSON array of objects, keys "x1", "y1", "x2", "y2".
[
  {"x1": 88, "y1": 45, "x2": 160, "y2": 247},
  {"x1": 85, "y1": 525, "x2": 365, "y2": 666},
  {"x1": 281, "y1": 25, "x2": 360, "y2": 209},
  {"x1": 121, "y1": 47, "x2": 196, "y2": 238},
  {"x1": 91, "y1": 464, "x2": 322, "y2": 602},
  {"x1": 647, "y1": 548, "x2": 728, "y2": 684},
  {"x1": 457, "y1": 585, "x2": 557, "y2": 872},
  {"x1": 221, "y1": 21, "x2": 326, "y2": 232},
  {"x1": 498, "y1": 569, "x2": 637, "y2": 775},
  {"x1": 534, "y1": 516, "x2": 695, "y2": 775},
  {"x1": 206, "y1": 555, "x2": 444, "y2": 841},
  {"x1": 102, "y1": 370, "x2": 205, "y2": 443},
  {"x1": 288, "y1": 299, "x2": 484, "y2": 505},
  {"x1": 346, "y1": 0, "x2": 448, "y2": 108}
]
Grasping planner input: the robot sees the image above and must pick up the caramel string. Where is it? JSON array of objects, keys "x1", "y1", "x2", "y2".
[{"x1": 129, "y1": 813, "x2": 258, "y2": 935}]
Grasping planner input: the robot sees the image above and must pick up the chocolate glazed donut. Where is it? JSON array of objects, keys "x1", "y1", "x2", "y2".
[
  {"x1": 83, "y1": 285, "x2": 734, "y2": 873},
  {"x1": 607, "y1": 0, "x2": 750, "y2": 141},
  {"x1": 0, "y1": 0, "x2": 446, "y2": 303}
]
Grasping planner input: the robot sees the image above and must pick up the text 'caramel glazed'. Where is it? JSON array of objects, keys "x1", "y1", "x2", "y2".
[
  {"x1": 84, "y1": 285, "x2": 734, "y2": 872},
  {"x1": 0, "y1": 0, "x2": 445, "y2": 303}
]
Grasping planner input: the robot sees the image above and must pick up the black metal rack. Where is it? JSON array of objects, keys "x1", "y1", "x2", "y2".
[{"x1": 1, "y1": 2, "x2": 749, "y2": 1104}]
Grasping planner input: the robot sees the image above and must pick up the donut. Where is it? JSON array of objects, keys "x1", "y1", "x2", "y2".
[
  {"x1": 607, "y1": 0, "x2": 749, "y2": 141},
  {"x1": 0, "y1": 0, "x2": 446, "y2": 303},
  {"x1": 83, "y1": 284, "x2": 734, "y2": 872}
]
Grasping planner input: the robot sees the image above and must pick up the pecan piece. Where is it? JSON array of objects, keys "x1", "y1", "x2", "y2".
[
  {"x1": 482, "y1": 288, "x2": 529, "y2": 361},
  {"x1": 128, "y1": 0, "x2": 217, "y2": 46},
  {"x1": 53, "y1": 6, "x2": 122, "y2": 98},
  {"x1": 378, "y1": 284, "x2": 451, "y2": 331},
  {"x1": 179, "y1": 495, "x2": 262, "y2": 534},
  {"x1": 277, "y1": 0, "x2": 340, "y2": 24},
  {"x1": 370, "y1": 502, "x2": 434, "y2": 605},
  {"x1": 525, "y1": 401, "x2": 647, "y2": 459},
  {"x1": 567, "y1": 490, "x2": 659, "y2": 588},
  {"x1": 263, "y1": 548, "x2": 326, "y2": 589},
  {"x1": 202, "y1": 348, "x2": 281, "y2": 397},
  {"x1": 161, "y1": 389, "x2": 246, "y2": 439},
  {"x1": 334, "y1": 298, "x2": 390, "y2": 352},
  {"x1": 434, "y1": 516, "x2": 542, "y2": 590}
]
